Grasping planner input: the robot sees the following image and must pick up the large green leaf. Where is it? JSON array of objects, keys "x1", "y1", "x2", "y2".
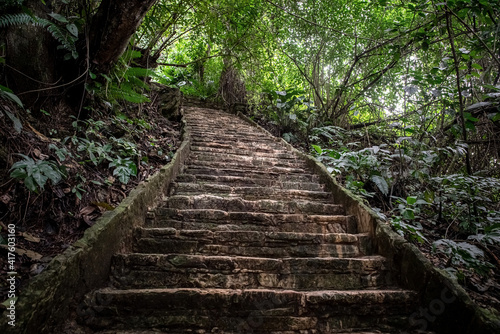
[
  {"x1": 0, "y1": 89, "x2": 23, "y2": 108},
  {"x1": 406, "y1": 196, "x2": 417, "y2": 205},
  {"x1": 66, "y1": 23, "x2": 78, "y2": 37},
  {"x1": 311, "y1": 144, "x2": 322, "y2": 155},
  {"x1": 10, "y1": 168, "x2": 27, "y2": 179},
  {"x1": 4, "y1": 110, "x2": 22, "y2": 133},
  {"x1": 31, "y1": 169, "x2": 48, "y2": 189},
  {"x1": 38, "y1": 162, "x2": 62, "y2": 184},
  {"x1": 370, "y1": 175, "x2": 388, "y2": 195},
  {"x1": 126, "y1": 67, "x2": 158, "y2": 78},
  {"x1": 48, "y1": 13, "x2": 68, "y2": 23},
  {"x1": 24, "y1": 176, "x2": 37, "y2": 192}
]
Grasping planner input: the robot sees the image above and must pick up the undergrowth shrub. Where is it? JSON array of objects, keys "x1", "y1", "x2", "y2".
[{"x1": 308, "y1": 125, "x2": 500, "y2": 278}]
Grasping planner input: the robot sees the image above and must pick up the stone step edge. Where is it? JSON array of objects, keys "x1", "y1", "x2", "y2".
[
  {"x1": 94, "y1": 331, "x2": 425, "y2": 334},
  {"x1": 93, "y1": 287, "x2": 417, "y2": 304},
  {"x1": 171, "y1": 182, "x2": 330, "y2": 196},
  {"x1": 113, "y1": 253, "x2": 385, "y2": 264},
  {"x1": 134, "y1": 228, "x2": 368, "y2": 243},
  {"x1": 186, "y1": 164, "x2": 308, "y2": 174},
  {"x1": 111, "y1": 254, "x2": 389, "y2": 278},
  {"x1": 164, "y1": 195, "x2": 345, "y2": 213},
  {"x1": 174, "y1": 175, "x2": 326, "y2": 191},
  {"x1": 184, "y1": 166, "x2": 320, "y2": 180},
  {"x1": 147, "y1": 209, "x2": 357, "y2": 232}
]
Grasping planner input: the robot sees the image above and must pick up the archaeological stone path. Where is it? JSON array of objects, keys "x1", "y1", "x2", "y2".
[
  {"x1": 22, "y1": 104, "x2": 492, "y2": 334},
  {"x1": 72, "y1": 106, "x2": 429, "y2": 334}
]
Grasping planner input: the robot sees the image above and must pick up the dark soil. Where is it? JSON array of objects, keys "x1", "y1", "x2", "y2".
[{"x1": 0, "y1": 90, "x2": 181, "y2": 309}]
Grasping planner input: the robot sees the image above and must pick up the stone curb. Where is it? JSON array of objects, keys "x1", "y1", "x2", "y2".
[
  {"x1": 0, "y1": 118, "x2": 192, "y2": 334},
  {"x1": 236, "y1": 110, "x2": 500, "y2": 334}
]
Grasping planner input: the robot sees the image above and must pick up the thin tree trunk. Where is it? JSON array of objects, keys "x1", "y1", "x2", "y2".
[{"x1": 446, "y1": 7, "x2": 472, "y2": 175}]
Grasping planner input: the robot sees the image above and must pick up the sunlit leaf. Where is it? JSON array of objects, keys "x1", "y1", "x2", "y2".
[
  {"x1": 471, "y1": 63, "x2": 483, "y2": 70},
  {"x1": 406, "y1": 196, "x2": 417, "y2": 205},
  {"x1": 311, "y1": 144, "x2": 322, "y2": 155}
]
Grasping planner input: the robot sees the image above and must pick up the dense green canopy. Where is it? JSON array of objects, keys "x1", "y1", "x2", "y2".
[{"x1": 138, "y1": 0, "x2": 498, "y2": 126}]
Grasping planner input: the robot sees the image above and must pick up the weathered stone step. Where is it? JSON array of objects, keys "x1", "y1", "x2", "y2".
[
  {"x1": 186, "y1": 154, "x2": 308, "y2": 174},
  {"x1": 191, "y1": 138, "x2": 285, "y2": 151},
  {"x1": 186, "y1": 118, "x2": 251, "y2": 125},
  {"x1": 94, "y1": 331, "x2": 425, "y2": 334},
  {"x1": 188, "y1": 120, "x2": 253, "y2": 127},
  {"x1": 190, "y1": 129, "x2": 271, "y2": 139},
  {"x1": 190, "y1": 129, "x2": 266, "y2": 137},
  {"x1": 188, "y1": 121, "x2": 250, "y2": 127},
  {"x1": 133, "y1": 228, "x2": 369, "y2": 258},
  {"x1": 148, "y1": 209, "x2": 358, "y2": 234},
  {"x1": 170, "y1": 183, "x2": 332, "y2": 202},
  {"x1": 187, "y1": 158, "x2": 308, "y2": 173},
  {"x1": 190, "y1": 134, "x2": 281, "y2": 146},
  {"x1": 185, "y1": 166, "x2": 320, "y2": 182},
  {"x1": 83, "y1": 288, "x2": 418, "y2": 331},
  {"x1": 176, "y1": 174, "x2": 325, "y2": 191},
  {"x1": 190, "y1": 152, "x2": 305, "y2": 167},
  {"x1": 94, "y1": 327, "x2": 428, "y2": 334},
  {"x1": 165, "y1": 195, "x2": 344, "y2": 215},
  {"x1": 111, "y1": 254, "x2": 392, "y2": 290},
  {"x1": 186, "y1": 119, "x2": 254, "y2": 127},
  {"x1": 189, "y1": 124, "x2": 251, "y2": 129},
  {"x1": 190, "y1": 144, "x2": 293, "y2": 157},
  {"x1": 186, "y1": 118, "x2": 253, "y2": 126},
  {"x1": 185, "y1": 164, "x2": 308, "y2": 176}
]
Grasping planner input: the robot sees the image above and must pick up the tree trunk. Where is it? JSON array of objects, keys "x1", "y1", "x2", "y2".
[
  {"x1": 89, "y1": 0, "x2": 157, "y2": 73},
  {"x1": 2, "y1": 0, "x2": 158, "y2": 110},
  {"x1": 3, "y1": 0, "x2": 58, "y2": 106}
]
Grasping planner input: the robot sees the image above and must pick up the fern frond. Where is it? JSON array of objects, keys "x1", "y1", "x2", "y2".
[
  {"x1": 0, "y1": 13, "x2": 78, "y2": 58},
  {"x1": 108, "y1": 84, "x2": 150, "y2": 104},
  {"x1": 127, "y1": 76, "x2": 150, "y2": 91},
  {"x1": 0, "y1": 13, "x2": 34, "y2": 28},
  {"x1": 0, "y1": 13, "x2": 56, "y2": 29},
  {"x1": 32, "y1": 17, "x2": 52, "y2": 28},
  {"x1": 45, "y1": 23, "x2": 77, "y2": 54}
]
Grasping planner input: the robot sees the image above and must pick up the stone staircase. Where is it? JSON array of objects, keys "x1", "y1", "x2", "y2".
[{"x1": 78, "y1": 107, "x2": 424, "y2": 333}]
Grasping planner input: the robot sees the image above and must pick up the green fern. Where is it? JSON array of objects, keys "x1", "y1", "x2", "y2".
[
  {"x1": 44, "y1": 21, "x2": 78, "y2": 59},
  {"x1": 108, "y1": 84, "x2": 151, "y2": 104},
  {"x1": 0, "y1": 13, "x2": 33, "y2": 27},
  {"x1": 0, "y1": 13, "x2": 78, "y2": 59}
]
